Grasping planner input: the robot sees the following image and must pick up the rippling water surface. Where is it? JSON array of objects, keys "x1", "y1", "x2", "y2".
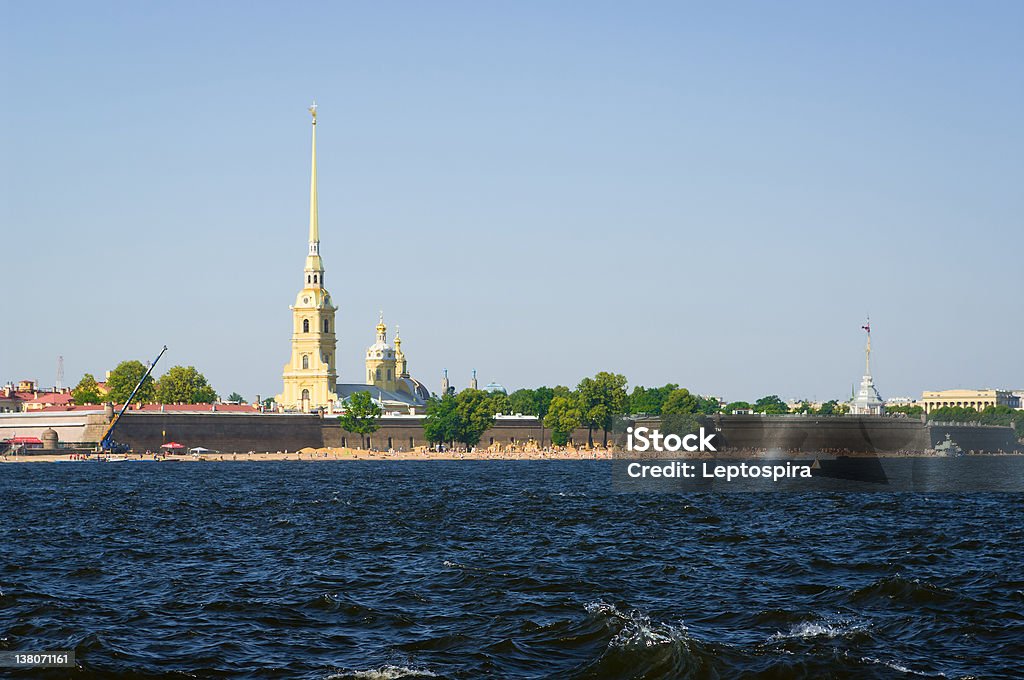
[{"x1": 1, "y1": 461, "x2": 1022, "y2": 678}]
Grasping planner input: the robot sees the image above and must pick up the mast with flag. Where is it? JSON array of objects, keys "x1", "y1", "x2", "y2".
[{"x1": 861, "y1": 316, "x2": 872, "y2": 376}]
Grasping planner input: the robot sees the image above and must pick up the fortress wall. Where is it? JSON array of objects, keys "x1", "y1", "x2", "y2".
[
  {"x1": 9, "y1": 411, "x2": 1014, "y2": 454},
  {"x1": 928, "y1": 423, "x2": 1021, "y2": 453},
  {"x1": 714, "y1": 415, "x2": 931, "y2": 452},
  {"x1": 712, "y1": 415, "x2": 1020, "y2": 453},
  {"x1": 112, "y1": 413, "x2": 323, "y2": 453},
  {"x1": 323, "y1": 417, "x2": 590, "y2": 450},
  {"x1": 0, "y1": 411, "x2": 106, "y2": 444}
]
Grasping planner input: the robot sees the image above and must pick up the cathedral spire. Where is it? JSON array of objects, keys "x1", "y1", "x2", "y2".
[
  {"x1": 308, "y1": 101, "x2": 319, "y2": 248},
  {"x1": 303, "y1": 102, "x2": 324, "y2": 287}
]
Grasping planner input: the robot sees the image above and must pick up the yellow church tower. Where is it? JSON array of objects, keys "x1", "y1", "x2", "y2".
[{"x1": 277, "y1": 103, "x2": 338, "y2": 411}]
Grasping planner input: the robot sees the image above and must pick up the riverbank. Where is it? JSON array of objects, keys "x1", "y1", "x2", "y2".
[
  {"x1": 3, "y1": 448, "x2": 1021, "y2": 462},
  {"x1": 0, "y1": 447, "x2": 615, "y2": 463}
]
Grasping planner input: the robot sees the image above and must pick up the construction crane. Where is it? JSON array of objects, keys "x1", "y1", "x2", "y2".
[{"x1": 98, "y1": 345, "x2": 168, "y2": 453}]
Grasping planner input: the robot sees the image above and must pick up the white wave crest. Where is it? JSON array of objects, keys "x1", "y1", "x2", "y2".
[
  {"x1": 860, "y1": 656, "x2": 946, "y2": 677},
  {"x1": 769, "y1": 618, "x2": 867, "y2": 641},
  {"x1": 327, "y1": 666, "x2": 438, "y2": 680},
  {"x1": 585, "y1": 601, "x2": 689, "y2": 650}
]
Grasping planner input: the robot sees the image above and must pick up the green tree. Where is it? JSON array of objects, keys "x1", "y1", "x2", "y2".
[
  {"x1": 508, "y1": 389, "x2": 535, "y2": 416},
  {"x1": 532, "y1": 386, "x2": 555, "y2": 420},
  {"x1": 544, "y1": 394, "x2": 583, "y2": 446},
  {"x1": 696, "y1": 395, "x2": 722, "y2": 415},
  {"x1": 793, "y1": 401, "x2": 815, "y2": 414},
  {"x1": 71, "y1": 373, "x2": 104, "y2": 405},
  {"x1": 754, "y1": 395, "x2": 789, "y2": 414},
  {"x1": 723, "y1": 401, "x2": 752, "y2": 414},
  {"x1": 927, "y1": 406, "x2": 978, "y2": 422},
  {"x1": 887, "y1": 404, "x2": 924, "y2": 417},
  {"x1": 661, "y1": 412, "x2": 703, "y2": 438},
  {"x1": 629, "y1": 383, "x2": 678, "y2": 415},
  {"x1": 338, "y1": 391, "x2": 382, "y2": 448},
  {"x1": 508, "y1": 386, "x2": 557, "y2": 419},
  {"x1": 155, "y1": 366, "x2": 218, "y2": 404},
  {"x1": 662, "y1": 388, "x2": 699, "y2": 415},
  {"x1": 490, "y1": 392, "x2": 511, "y2": 416},
  {"x1": 816, "y1": 400, "x2": 842, "y2": 415},
  {"x1": 424, "y1": 394, "x2": 459, "y2": 447},
  {"x1": 577, "y1": 372, "x2": 628, "y2": 447},
  {"x1": 423, "y1": 390, "x2": 498, "y2": 449},
  {"x1": 453, "y1": 388, "x2": 498, "y2": 449},
  {"x1": 106, "y1": 360, "x2": 157, "y2": 405},
  {"x1": 227, "y1": 392, "x2": 245, "y2": 404},
  {"x1": 928, "y1": 405, "x2": 1024, "y2": 439}
]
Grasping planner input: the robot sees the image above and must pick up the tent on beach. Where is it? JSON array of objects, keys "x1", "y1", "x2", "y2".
[{"x1": 160, "y1": 442, "x2": 185, "y2": 453}]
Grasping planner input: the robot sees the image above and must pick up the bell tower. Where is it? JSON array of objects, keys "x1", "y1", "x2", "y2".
[{"x1": 277, "y1": 102, "x2": 339, "y2": 411}]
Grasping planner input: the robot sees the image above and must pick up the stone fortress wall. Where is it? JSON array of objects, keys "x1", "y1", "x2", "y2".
[{"x1": 1, "y1": 411, "x2": 1019, "y2": 454}]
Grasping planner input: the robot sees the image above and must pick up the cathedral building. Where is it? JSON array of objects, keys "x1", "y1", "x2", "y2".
[
  {"x1": 334, "y1": 314, "x2": 430, "y2": 412},
  {"x1": 276, "y1": 105, "x2": 428, "y2": 414}
]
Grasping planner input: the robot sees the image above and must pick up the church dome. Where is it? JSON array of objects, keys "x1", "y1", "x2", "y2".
[
  {"x1": 366, "y1": 343, "x2": 394, "y2": 360},
  {"x1": 485, "y1": 382, "x2": 507, "y2": 395}
]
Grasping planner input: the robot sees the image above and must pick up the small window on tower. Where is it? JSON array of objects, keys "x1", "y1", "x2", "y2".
[
  {"x1": 387, "y1": 369, "x2": 392, "y2": 380},
  {"x1": 303, "y1": 319, "x2": 309, "y2": 333},
  {"x1": 313, "y1": 274, "x2": 318, "y2": 283},
  {"x1": 376, "y1": 368, "x2": 382, "y2": 380},
  {"x1": 307, "y1": 275, "x2": 311, "y2": 284},
  {"x1": 302, "y1": 355, "x2": 309, "y2": 369},
  {"x1": 323, "y1": 319, "x2": 329, "y2": 333}
]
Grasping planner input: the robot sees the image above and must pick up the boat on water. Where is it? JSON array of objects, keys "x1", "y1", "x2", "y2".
[{"x1": 932, "y1": 434, "x2": 964, "y2": 457}]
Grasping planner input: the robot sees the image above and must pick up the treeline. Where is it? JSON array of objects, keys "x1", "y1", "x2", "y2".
[
  {"x1": 922, "y1": 405, "x2": 1024, "y2": 438},
  {"x1": 71, "y1": 361, "x2": 221, "y2": 405},
  {"x1": 418, "y1": 373, "x2": 859, "y2": 449}
]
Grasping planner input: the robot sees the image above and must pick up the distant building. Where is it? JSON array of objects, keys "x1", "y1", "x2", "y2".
[
  {"x1": 0, "y1": 386, "x2": 30, "y2": 413},
  {"x1": 786, "y1": 399, "x2": 825, "y2": 412},
  {"x1": 22, "y1": 392, "x2": 73, "y2": 411},
  {"x1": 921, "y1": 389, "x2": 1019, "y2": 414},
  {"x1": 885, "y1": 397, "x2": 922, "y2": 410}
]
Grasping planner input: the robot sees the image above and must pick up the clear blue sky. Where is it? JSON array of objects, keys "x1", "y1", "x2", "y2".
[{"x1": 3, "y1": 1, "x2": 1022, "y2": 402}]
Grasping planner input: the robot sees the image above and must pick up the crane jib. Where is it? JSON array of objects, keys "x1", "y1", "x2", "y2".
[{"x1": 99, "y1": 345, "x2": 168, "y2": 452}]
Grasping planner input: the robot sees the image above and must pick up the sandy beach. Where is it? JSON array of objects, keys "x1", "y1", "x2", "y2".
[{"x1": 1, "y1": 447, "x2": 614, "y2": 463}]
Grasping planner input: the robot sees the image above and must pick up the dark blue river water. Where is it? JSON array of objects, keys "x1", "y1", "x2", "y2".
[{"x1": 1, "y1": 461, "x2": 1022, "y2": 679}]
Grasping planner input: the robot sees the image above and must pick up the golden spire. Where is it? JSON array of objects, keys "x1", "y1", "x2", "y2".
[
  {"x1": 376, "y1": 311, "x2": 387, "y2": 344},
  {"x1": 308, "y1": 101, "x2": 319, "y2": 246}
]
